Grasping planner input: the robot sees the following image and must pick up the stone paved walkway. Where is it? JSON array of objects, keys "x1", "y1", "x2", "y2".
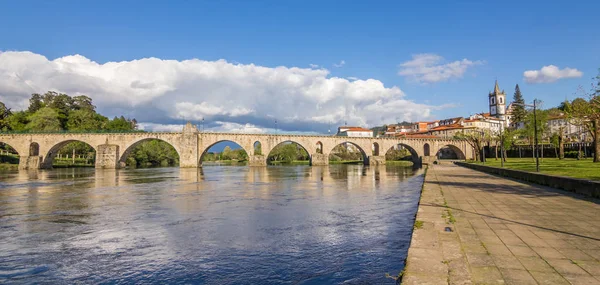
[{"x1": 403, "y1": 163, "x2": 600, "y2": 285}]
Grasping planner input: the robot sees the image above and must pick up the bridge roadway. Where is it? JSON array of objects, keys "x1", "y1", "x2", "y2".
[{"x1": 0, "y1": 123, "x2": 474, "y2": 169}]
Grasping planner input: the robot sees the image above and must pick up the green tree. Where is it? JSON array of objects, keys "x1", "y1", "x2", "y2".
[
  {"x1": 26, "y1": 107, "x2": 62, "y2": 131},
  {"x1": 28, "y1": 93, "x2": 44, "y2": 113},
  {"x1": 511, "y1": 84, "x2": 526, "y2": 128},
  {"x1": 72, "y1": 95, "x2": 95, "y2": 111},
  {"x1": 221, "y1": 146, "x2": 232, "y2": 160},
  {"x1": 0, "y1": 101, "x2": 12, "y2": 131},
  {"x1": 7, "y1": 111, "x2": 29, "y2": 131},
  {"x1": 454, "y1": 130, "x2": 491, "y2": 162},
  {"x1": 67, "y1": 109, "x2": 108, "y2": 131},
  {"x1": 106, "y1": 116, "x2": 134, "y2": 131}
]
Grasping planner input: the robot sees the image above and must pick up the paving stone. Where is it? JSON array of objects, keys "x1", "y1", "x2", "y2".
[
  {"x1": 507, "y1": 245, "x2": 538, "y2": 257},
  {"x1": 557, "y1": 248, "x2": 596, "y2": 261},
  {"x1": 529, "y1": 271, "x2": 570, "y2": 284},
  {"x1": 485, "y1": 244, "x2": 513, "y2": 256},
  {"x1": 470, "y1": 266, "x2": 504, "y2": 284},
  {"x1": 531, "y1": 246, "x2": 566, "y2": 259},
  {"x1": 545, "y1": 258, "x2": 590, "y2": 275},
  {"x1": 499, "y1": 269, "x2": 537, "y2": 285},
  {"x1": 403, "y1": 164, "x2": 600, "y2": 285},
  {"x1": 492, "y1": 255, "x2": 524, "y2": 270},
  {"x1": 575, "y1": 260, "x2": 600, "y2": 276},
  {"x1": 560, "y1": 273, "x2": 600, "y2": 285},
  {"x1": 517, "y1": 256, "x2": 555, "y2": 273}
]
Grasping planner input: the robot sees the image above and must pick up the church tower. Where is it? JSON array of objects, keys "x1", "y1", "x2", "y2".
[{"x1": 489, "y1": 80, "x2": 506, "y2": 119}]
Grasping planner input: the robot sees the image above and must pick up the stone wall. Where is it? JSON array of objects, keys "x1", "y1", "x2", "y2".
[{"x1": 455, "y1": 162, "x2": 600, "y2": 198}]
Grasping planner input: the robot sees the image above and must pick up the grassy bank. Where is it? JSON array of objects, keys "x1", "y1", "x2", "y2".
[
  {"x1": 470, "y1": 158, "x2": 600, "y2": 181},
  {"x1": 386, "y1": 160, "x2": 414, "y2": 166},
  {"x1": 0, "y1": 163, "x2": 18, "y2": 170},
  {"x1": 269, "y1": 160, "x2": 310, "y2": 165},
  {"x1": 329, "y1": 160, "x2": 363, "y2": 165}
]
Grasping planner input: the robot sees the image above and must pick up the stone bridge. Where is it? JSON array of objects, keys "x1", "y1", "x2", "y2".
[{"x1": 0, "y1": 123, "x2": 474, "y2": 169}]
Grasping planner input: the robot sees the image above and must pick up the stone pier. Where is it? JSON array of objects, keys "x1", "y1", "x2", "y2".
[
  {"x1": 248, "y1": 155, "x2": 267, "y2": 166},
  {"x1": 310, "y1": 153, "x2": 328, "y2": 166},
  {"x1": 18, "y1": 156, "x2": 41, "y2": 170},
  {"x1": 95, "y1": 144, "x2": 120, "y2": 169}
]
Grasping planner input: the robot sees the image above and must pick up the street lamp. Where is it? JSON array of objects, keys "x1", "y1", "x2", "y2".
[
  {"x1": 480, "y1": 130, "x2": 486, "y2": 164},
  {"x1": 513, "y1": 99, "x2": 540, "y2": 172},
  {"x1": 500, "y1": 121, "x2": 505, "y2": 168},
  {"x1": 202, "y1": 117, "x2": 205, "y2": 132}
]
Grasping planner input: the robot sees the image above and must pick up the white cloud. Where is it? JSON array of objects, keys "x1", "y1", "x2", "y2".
[
  {"x1": 523, "y1": 65, "x2": 583, "y2": 84},
  {"x1": 309, "y1": 63, "x2": 319, "y2": 68},
  {"x1": 347, "y1": 76, "x2": 359, "y2": 81},
  {"x1": 398, "y1": 53, "x2": 483, "y2": 84},
  {"x1": 0, "y1": 51, "x2": 448, "y2": 132},
  {"x1": 333, "y1": 60, "x2": 345, "y2": 68}
]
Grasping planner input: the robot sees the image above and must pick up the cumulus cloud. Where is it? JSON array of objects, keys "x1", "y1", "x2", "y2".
[
  {"x1": 0, "y1": 51, "x2": 447, "y2": 132},
  {"x1": 523, "y1": 65, "x2": 583, "y2": 84},
  {"x1": 398, "y1": 53, "x2": 483, "y2": 84},
  {"x1": 333, "y1": 60, "x2": 345, "y2": 68},
  {"x1": 309, "y1": 63, "x2": 319, "y2": 68}
]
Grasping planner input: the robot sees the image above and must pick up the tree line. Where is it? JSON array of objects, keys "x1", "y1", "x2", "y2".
[{"x1": 0, "y1": 92, "x2": 179, "y2": 168}]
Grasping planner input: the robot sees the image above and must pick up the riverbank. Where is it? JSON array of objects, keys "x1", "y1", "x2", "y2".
[
  {"x1": 0, "y1": 163, "x2": 18, "y2": 170},
  {"x1": 403, "y1": 164, "x2": 600, "y2": 284}
]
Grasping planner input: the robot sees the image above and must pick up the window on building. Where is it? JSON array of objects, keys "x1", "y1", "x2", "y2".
[
  {"x1": 499, "y1": 97, "x2": 503, "y2": 104},
  {"x1": 491, "y1": 97, "x2": 495, "y2": 105}
]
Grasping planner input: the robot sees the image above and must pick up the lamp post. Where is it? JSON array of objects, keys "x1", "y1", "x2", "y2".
[
  {"x1": 480, "y1": 130, "x2": 486, "y2": 164},
  {"x1": 513, "y1": 99, "x2": 540, "y2": 172},
  {"x1": 500, "y1": 121, "x2": 505, "y2": 168},
  {"x1": 275, "y1": 119, "x2": 278, "y2": 134},
  {"x1": 202, "y1": 117, "x2": 205, "y2": 132}
]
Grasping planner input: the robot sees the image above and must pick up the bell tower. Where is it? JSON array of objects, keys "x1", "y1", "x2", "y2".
[{"x1": 489, "y1": 80, "x2": 506, "y2": 119}]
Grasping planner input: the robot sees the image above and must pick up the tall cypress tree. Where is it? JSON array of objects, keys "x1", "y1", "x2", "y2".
[{"x1": 511, "y1": 84, "x2": 526, "y2": 127}]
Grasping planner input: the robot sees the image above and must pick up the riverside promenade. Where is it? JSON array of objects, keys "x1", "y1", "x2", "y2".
[{"x1": 403, "y1": 163, "x2": 600, "y2": 284}]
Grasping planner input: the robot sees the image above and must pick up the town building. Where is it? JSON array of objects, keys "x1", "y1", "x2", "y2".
[{"x1": 336, "y1": 126, "x2": 373, "y2": 137}]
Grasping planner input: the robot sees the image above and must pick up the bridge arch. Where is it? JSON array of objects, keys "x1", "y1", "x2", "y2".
[
  {"x1": 42, "y1": 140, "x2": 97, "y2": 168},
  {"x1": 253, "y1": 141, "x2": 262, "y2": 155},
  {"x1": 119, "y1": 138, "x2": 181, "y2": 167},
  {"x1": 199, "y1": 140, "x2": 251, "y2": 165},
  {"x1": 328, "y1": 141, "x2": 367, "y2": 163},
  {"x1": 0, "y1": 141, "x2": 21, "y2": 165},
  {"x1": 384, "y1": 143, "x2": 420, "y2": 164},
  {"x1": 266, "y1": 140, "x2": 311, "y2": 163},
  {"x1": 434, "y1": 144, "x2": 466, "y2": 160},
  {"x1": 316, "y1": 141, "x2": 323, "y2": 154},
  {"x1": 423, "y1": 143, "x2": 431, "y2": 156},
  {"x1": 372, "y1": 142, "x2": 380, "y2": 156},
  {"x1": 29, "y1": 142, "x2": 40, "y2": 156}
]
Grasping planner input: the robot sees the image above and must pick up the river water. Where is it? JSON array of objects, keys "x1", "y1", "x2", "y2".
[{"x1": 0, "y1": 164, "x2": 424, "y2": 284}]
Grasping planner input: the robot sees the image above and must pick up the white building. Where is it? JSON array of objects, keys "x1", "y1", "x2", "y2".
[{"x1": 337, "y1": 126, "x2": 373, "y2": 137}]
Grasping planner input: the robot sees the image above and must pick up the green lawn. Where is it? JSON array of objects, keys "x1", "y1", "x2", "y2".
[{"x1": 471, "y1": 158, "x2": 600, "y2": 181}]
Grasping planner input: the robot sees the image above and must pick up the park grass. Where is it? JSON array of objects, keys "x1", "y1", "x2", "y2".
[{"x1": 470, "y1": 157, "x2": 600, "y2": 181}]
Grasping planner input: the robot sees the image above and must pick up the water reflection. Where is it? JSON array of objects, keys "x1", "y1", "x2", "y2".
[{"x1": 0, "y1": 165, "x2": 423, "y2": 284}]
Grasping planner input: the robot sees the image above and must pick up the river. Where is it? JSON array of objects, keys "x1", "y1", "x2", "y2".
[{"x1": 0, "y1": 164, "x2": 424, "y2": 284}]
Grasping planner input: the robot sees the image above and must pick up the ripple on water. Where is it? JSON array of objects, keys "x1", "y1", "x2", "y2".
[{"x1": 0, "y1": 164, "x2": 423, "y2": 284}]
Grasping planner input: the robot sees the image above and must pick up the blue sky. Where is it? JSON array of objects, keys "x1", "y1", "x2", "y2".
[{"x1": 0, "y1": 0, "x2": 598, "y2": 133}]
